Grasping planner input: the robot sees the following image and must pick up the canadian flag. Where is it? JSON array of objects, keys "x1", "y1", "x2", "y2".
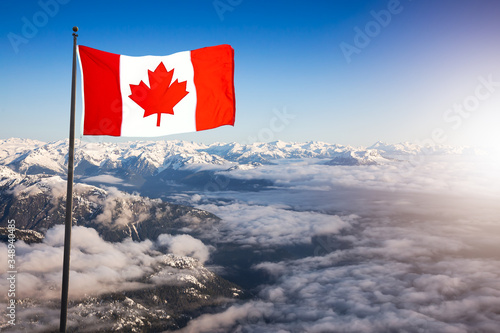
[{"x1": 77, "y1": 44, "x2": 235, "y2": 137}]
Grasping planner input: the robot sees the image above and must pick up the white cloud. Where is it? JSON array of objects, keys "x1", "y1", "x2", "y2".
[
  {"x1": 93, "y1": 186, "x2": 152, "y2": 227},
  {"x1": 196, "y1": 201, "x2": 354, "y2": 247},
  {"x1": 82, "y1": 174, "x2": 125, "y2": 184},
  {"x1": 175, "y1": 301, "x2": 274, "y2": 333},
  {"x1": 157, "y1": 234, "x2": 211, "y2": 263}
]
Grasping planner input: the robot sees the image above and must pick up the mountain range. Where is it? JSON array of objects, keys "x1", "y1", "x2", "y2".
[
  {"x1": 0, "y1": 138, "x2": 484, "y2": 332},
  {"x1": 0, "y1": 138, "x2": 479, "y2": 178}
]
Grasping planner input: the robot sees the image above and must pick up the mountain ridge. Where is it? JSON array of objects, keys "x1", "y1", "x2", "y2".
[
  {"x1": 0, "y1": 139, "x2": 480, "y2": 178},
  {"x1": 0, "y1": 166, "x2": 219, "y2": 242}
]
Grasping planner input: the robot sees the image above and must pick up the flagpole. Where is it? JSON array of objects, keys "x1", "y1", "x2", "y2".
[{"x1": 60, "y1": 26, "x2": 78, "y2": 333}]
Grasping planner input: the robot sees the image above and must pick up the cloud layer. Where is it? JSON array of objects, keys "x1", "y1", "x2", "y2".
[
  {"x1": 0, "y1": 226, "x2": 213, "y2": 300},
  {"x1": 2, "y1": 154, "x2": 499, "y2": 332},
  {"x1": 176, "y1": 155, "x2": 500, "y2": 332},
  {"x1": 0, "y1": 226, "x2": 213, "y2": 331}
]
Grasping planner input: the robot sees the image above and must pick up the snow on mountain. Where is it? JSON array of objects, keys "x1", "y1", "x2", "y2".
[
  {"x1": 326, "y1": 149, "x2": 391, "y2": 166},
  {"x1": 0, "y1": 138, "x2": 45, "y2": 165},
  {"x1": 0, "y1": 139, "x2": 477, "y2": 178},
  {"x1": 159, "y1": 151, "x2": 228, "y2": 173},
  {"x1": 202, "y1": 140, "x2": 354, "y2": 163},
  {"x1": 0, "y1": 165, "x2": 21, "y2": 186}
]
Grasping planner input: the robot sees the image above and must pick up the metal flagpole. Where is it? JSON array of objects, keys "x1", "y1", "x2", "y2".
[{"x1": 60, "y1": 26, "x2": 78, "y2": 333}]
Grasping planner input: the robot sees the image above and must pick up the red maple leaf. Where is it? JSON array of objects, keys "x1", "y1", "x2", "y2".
[{"x1": 129, "y1": 62, "x2": 189, "y2": 127}]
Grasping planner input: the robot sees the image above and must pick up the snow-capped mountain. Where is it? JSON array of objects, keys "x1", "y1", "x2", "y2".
[
  {"x1": 0, "y1": 166, "x2": 218, "y2": 241},
  {"x1": 326, "y1": 149, "x2": 391, "y2": 166},
  {"x1": 0, "y1": 139, "x2": 476, "y2": 179}
]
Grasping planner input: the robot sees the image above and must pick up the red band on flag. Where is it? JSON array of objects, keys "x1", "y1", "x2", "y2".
[
  {"x1": 79, "y1": 46, "x2": 122, "y2": 136},
  {"x1": 192, "y1": 44, "x2": 236, "y2": 131}
]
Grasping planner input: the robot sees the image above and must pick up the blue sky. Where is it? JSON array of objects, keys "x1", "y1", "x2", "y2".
[{"x1": 1, "y1": 0, "x2": 500, "y2": 149}]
